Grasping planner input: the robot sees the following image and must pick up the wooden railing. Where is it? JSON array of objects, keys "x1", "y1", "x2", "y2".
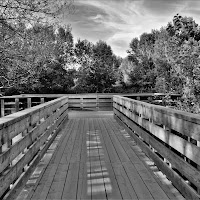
[
  {"x1": 0, "y1": 95, "x2": 58, "y2": 117},
  {"x1": 68, "y1": 94, "x2": 113, "y2": 110},
  {"x1": 113, "y1": 95, "x2": 200, "y2": 199},
  {"x1": 0, "y1": 96, "x2": 68, "y2": 198},
  {"x1": 0, "y1": 93, "x2": 182, "y2": 199},
  {"x1": 0, "y1": 93, "x2": 181, "y2": 117}
]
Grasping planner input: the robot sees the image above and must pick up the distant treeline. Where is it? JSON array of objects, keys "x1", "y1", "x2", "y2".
[{"x1": 1, "y1": 10, "x2": 200, "y2": 112}]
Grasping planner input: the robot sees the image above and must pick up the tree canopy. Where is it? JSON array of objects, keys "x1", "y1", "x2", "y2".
[
  {"x1": 119, "y1": 14, "x2": 200, "y2": 113},
  {"x1": 2, "y1": 10, "x2": 200, "y2": 114}
]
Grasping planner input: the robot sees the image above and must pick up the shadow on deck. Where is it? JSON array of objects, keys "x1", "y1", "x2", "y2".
[{"x1": 13, "y1": 111, "x2": 185, "y2": 200}]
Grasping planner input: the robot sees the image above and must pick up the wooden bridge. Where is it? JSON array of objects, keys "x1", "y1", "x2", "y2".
[{"x1": 0, "y1": 94, "x2": 199, "y2": 200}]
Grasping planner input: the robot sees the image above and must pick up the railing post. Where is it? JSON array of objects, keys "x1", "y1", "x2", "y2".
[
  {"x1": 81, "y1": 97, "x2": 83, "y2": 109},
  {"x1": 96, "y1": 94, "x2": 99, "y2": 110},
  {"x1": 40, "y1": 97, "x2": 45, "y2": 104},
  {"x1": 15, "y1": 98, "x2": 19, "y2": 112},
  {"x1": 1, "y1": 99, "x2": 4, "y2": 117},
  {"x1": 27, "y1": 98, "x2": 31, "y2": 108}
]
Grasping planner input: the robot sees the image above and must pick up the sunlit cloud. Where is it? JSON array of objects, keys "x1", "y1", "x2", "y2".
[{"x1": 64, "y1": 0, "x2": 200, "y2": 58}]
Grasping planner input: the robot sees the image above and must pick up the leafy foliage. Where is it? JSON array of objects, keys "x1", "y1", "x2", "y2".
[
  {"x1": 74, "y1": 40, "x2": 118, "y2": 93},
  {"x1": 1, "y1": 22, "x2": 76, "y2": 94},
  {"x1": 3, "y1": 5, "x2": 200, "y2": 114},
  {"x1": 0, "y1": 0, "x2": 74, "y2": 30},
  {"x1": 124, "y1": 13, "x2": 200, "y2": 113}
]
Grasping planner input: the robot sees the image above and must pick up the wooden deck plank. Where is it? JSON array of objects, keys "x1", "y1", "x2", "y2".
[
  {"x1": 100, "y1": 118, "x2": 139, "y2": 200},
  {"x1": 108, "y1": 120, "x2": 142, "y2": 164},
  {"x1": 60, "y1": 119, "x2": 81, "y2": 164},
  {"x1": 123, "y1": 162, "x2": 154, "y2": 200},
  {"x1": 85, "y1": 118, "x2": 92, "y2": 200},
  {"x1": 93, "y1": 118, "x2": 122, "y2": 200},
  {"x1": 96, "y1": 119, "x2": 125, "y2": 200},
  {"x1": 24, "y1": 111, "x2": 185, "y2": 200},
  {"x1": 61, "y1": 162, "x2": 80, "y2": 199},
  {"x1": 104, "y1": 120, "x2": 168, "y2": 199},
  {"x1": 102, "y1": 118, "x2": 130, "y2": 163},
  {"x1": 30, "y1": 164, "x2": 57, "y2": 200},
  {"x1": 46, "y1": 119, "x2": 81, "y2": 200},
  {"x1": 76, "y1": 118, "x2": 89, "y2": 200},
  {"x1": 29, "y1": 119, "x2": 75, "y2": 200},
  {"x1": 89, "y1": 118, "x2": 107, "y2": 200},
  {"x1": 35, "y1": 119, "x2": 76, "y2": 200},
  {"x1": 113, "y1": 120, "x2": 184, "y2": 200},
  {"x1": 70, "y1": 119, "x2": 84, "y2": 164},
  {"x1": 112, "y1": 164, "x2": 138, "y2": 200},
  {"x1": 97, "y1": 119, "x2": 121, "y2": 165},
  {"x1": 60, "y1": 119, "x2": 82, "y2": 199},
  {"x1": 108, "y1": 118, "x2": 174, "y2": 200},
  {"x1": 50, "y1": 119, "x2": 75, "y2": 164}
]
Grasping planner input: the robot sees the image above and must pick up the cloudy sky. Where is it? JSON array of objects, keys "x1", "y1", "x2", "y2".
[{"x1": 63, "y1": 0, "x2": 200, "y2": 58}]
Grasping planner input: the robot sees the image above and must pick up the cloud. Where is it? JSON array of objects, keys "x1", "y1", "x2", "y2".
[
  {"x1": 107, "y1": 32, "x2": 138, "y2": 57},
  {"x1": 141, "y1": 0, "x2": 187, "y2": 16},
  {"x1": 64, "y1": 0, "x2": 200, "y2": 57},
  {"x1": 70, "y1": 0, "x2": 146, "y2": 56},
  {"x1": 181, "y1": 2, "x2": 200, "y2": 19},
  {"x1": 90, "y1": 14, "x2": 104, "y2": 22}
]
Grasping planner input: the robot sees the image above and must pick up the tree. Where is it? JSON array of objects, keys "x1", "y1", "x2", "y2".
[
  {"x1": 153, "y1": 28, "x2": 183, "y2": 93},
  {"x1": 167, "y1": 14, "x2": 200, "y2": 43},
  {"x1": 0, "y1": 0, "x2": 74, "y2": 31},
  {"x1": 118, "y1": 57, "x2": 133, "y2": 84},
  {"x1": 74, "y1": 39, "x2": 94, "y2": 65},
  {"x1": 5, "y1": 23, "x2": 56, "y2": 92},
  {"x1": 0, "y1": 0, "x2": 75, "y2": 94},
  {"x1": 38, "y1": 60, "x2": 75, "y2": 93},
  {"x1": 1, "y1": 22, "x2": 76, "y2": 94},
  {"x1": 74, "y1": 40, "x2": 117, "y2": 93},
  {"x1": 73, "y1": 39, "x2": 94, "y2": 93},
  {"x1": 91, "y1": 40, "x2": 117, "y2": 92},
  {"x1": 162, "y1": 14, "x2": 200, "y2": 112},
  {"x1": 127, "y1": 32, "x2": 157, "y2": 92}
]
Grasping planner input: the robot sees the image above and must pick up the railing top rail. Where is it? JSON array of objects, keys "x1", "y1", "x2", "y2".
[
  {"x1": 0, "y1": 93, "x2": 181, "y2": 99},
  {"x1": 0, "y1": 94, "x2": 66, "y2": 99},
  {"x1": 0, "y1": 96, "x2": 68, "y2": 129}
]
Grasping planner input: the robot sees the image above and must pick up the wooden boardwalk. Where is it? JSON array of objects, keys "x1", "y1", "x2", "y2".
[{"x1": 24, "y1": 111, "x2": 185, "y2": 200}]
